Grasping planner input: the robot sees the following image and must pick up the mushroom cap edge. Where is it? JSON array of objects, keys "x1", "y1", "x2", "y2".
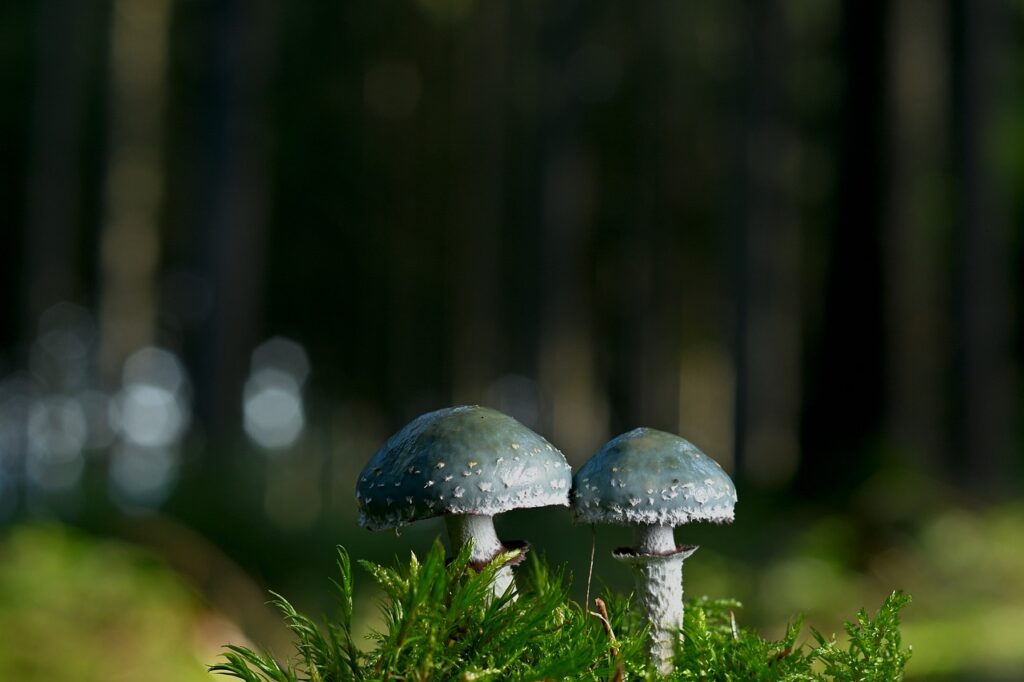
[
  {"x1": 356, "y1": 405, "x2": 572, "y2": 530},
  {"x1": 570, "y1": 427, "x2": 736, "y2": 527}
]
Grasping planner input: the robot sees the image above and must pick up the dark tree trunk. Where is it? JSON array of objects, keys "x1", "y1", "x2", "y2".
[
  {"x1": 950, "y1": 0, "x2": 1014, "y2": 495},
  {"x1": 619, "y1": 1, "x2": 682, "y2": 437},
  {"x1": 883, "y1": 0, "x2": 950, "y2": 474},
  {"x1": 448, "y1": 2, "x2": 508, "y2": 406},
  {"x1": 536, "y1": 4, "x2": 604, "y2": 462},
  {"x1": 23, "y1": 0, "x2": 99, "y2": 330},
  {"x1": 797, "y1": 0, "x2": 888, "y2": 498},
  {"x1": 734, "y1": 0, "x2": 803, "y2": 487},
  {"x1": 193, "y1": 0, "x2": 277, "y2": 433}
]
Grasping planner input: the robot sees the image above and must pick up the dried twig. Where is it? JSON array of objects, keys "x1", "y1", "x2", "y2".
[
  {"x1": 584, "y1": 524, "x2": 596, "y2": 610},
  {"x1": 590, "y1": 597, "x2": 624, "y2": 681},
  {"x1": 589, "y1": 597, "x2": 619, "y2": 658}
]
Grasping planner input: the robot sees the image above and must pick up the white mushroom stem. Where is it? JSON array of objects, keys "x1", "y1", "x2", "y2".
[
  {"x1": 444, "y1": 513, "x2": 515, "y2": 598},
  {"x1": 618, "y1": 524, "x2": 697, "y2": 675},
  {"x1": 635, "y1": 523, "x2": 677, "y2": 555}
]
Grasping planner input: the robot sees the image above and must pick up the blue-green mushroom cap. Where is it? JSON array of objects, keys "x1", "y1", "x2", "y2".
[
  {"x1": 571, "y1": 428, "x2": 736, "y2": 526},
  {"x1": 357, "y1": 406, "x2": 572, "y2": 530}
]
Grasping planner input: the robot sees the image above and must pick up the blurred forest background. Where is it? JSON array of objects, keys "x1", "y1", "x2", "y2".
[{"x1": 1, "y1": 0, "x2": 1023, "y2": 680}]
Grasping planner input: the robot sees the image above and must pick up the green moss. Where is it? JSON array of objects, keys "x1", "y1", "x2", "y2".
[{"x1": 213, "y1": 542, "x2": 911, "y2": 681}]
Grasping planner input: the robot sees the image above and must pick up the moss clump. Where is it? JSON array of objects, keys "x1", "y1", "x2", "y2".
[{"x1": 213, "y1": 541, "x2": 911, "y2": 681}]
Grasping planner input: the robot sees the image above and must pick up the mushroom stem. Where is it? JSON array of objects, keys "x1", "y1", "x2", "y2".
[
  {"x1": 618, "y1": 526, "x2": 698, "y2": 675},
  {"x1": 633, "y1": 554, "x2": 684, "y2": 674},
  {"x1": 444, "y1": 513, "x2": 515, "y2": 598},
  {"x1": 445, "y1": 513, "x2": 503, "y2": 562},
  {"x1": 634, "y1": 524, "x2": 676, "y2": 554}
]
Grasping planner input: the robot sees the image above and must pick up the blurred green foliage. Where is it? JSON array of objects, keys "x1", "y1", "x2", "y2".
[
  {"x1": 897, "y1": 505, "x2": 1024, "y2": 678},
  {"x1": 677, "y1": 500, "x2": 1024, "y2": 680},
  {"x1": 0, "y1": 525, "x2": 216, "y2": 682},
  {"x1": 2, "y1": 501, "x2": 1021, "y2": 679}
]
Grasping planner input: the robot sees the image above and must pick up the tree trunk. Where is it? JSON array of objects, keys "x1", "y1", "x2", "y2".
[
  {"x1": 798, "y1": 0, "x2": 887, "y2": 497},
  {"x1": 23, "y1": 0, "x2": 99, "y2": 330},
  {"x1": 734, "y1": 0, "x2": 802, "y2": 487},
  {"x1": 950, "y1": 0, "x2": 1014, "y2": 494},
  {"x1": 97, "y1": 0, "x2": 172, "y2": 382},
  {"x1": 883, "y1": 0, "x2": 950, "y2": 474},
  {"x1": 192, "y1": 0, "x2": 277, "y2": 433}
]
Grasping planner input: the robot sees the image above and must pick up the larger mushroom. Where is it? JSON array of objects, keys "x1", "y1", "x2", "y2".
[
  {"x1": 356, "y1": 405, "x2": 572, "y2": 597},
  {"x1": 571, "y1": 428, "x2": 737, "y2": 674}
]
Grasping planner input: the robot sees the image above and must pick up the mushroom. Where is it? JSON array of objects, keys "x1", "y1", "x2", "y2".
[
  {"x1": 356, "y1": 405, "x2": 572, "y2": 597},
  {"x1": 570, "y1": 427, "x2": 736, "y2": 674}
]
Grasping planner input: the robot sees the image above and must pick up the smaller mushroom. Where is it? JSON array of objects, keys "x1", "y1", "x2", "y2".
[
  {"x1": 571, "y1": 428, "x2": 736, "y2": 674},
  {"x1": 356, "y1": 405, "x2": 572, "y2": 597}
]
